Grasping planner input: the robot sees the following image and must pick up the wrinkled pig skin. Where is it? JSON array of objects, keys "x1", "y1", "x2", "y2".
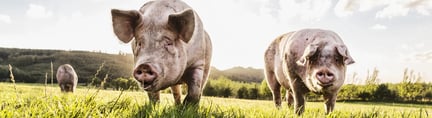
[
  {"x1": 56, "y1": 64, "x2": 78, "y2": 93},
  {"x1": 264, "y1": 29, "x2": 355, "y2": 115},
  {"x1": 111, "y1": 0, "x2": 212, "y2": 105}
]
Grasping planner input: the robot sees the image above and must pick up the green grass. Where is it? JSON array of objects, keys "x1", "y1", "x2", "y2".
[{"x1": 0, "y1": 83, "x2": 431, "y2": 118}]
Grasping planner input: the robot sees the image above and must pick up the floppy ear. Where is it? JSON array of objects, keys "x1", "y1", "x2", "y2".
[
  {"x1": 336, "y1": 45, "x2": 355, "y2": 65},
  {"x1": 111, "y1": 9, "x2": 142, "y2": 43},
  {"x1": 168, "y1": 9, "x2": 195, "y2": 43},
  {"x1": 296, "y1": 44, "x2": 318, "y2": 66}
]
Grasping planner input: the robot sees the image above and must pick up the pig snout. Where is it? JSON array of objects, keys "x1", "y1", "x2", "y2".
[
  {"x1": 134, "y1": 63, "x2": 159, "y2": 87},
  {"x1": 315, "y1": 68, "x2": 335, "y2": 86}
]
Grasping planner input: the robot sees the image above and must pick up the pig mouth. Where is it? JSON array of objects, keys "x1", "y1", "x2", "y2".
[
  {"x1": 317, "y1": 83, "x2": 333, "y2": 88},
  {"x1": 142, "y1": 82, "x2": 153, "y2": 91},
  {"x1": 141, "y1": 79, "x2": 157, "y2": 91}
]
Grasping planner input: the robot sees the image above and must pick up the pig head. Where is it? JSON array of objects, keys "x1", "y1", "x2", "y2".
[
  {"x1": 111, "y1": 0, "x2": 212, "y2": 105},
  {"x1": 264, "y1": 29, "x2": 354, "y2": 115}
]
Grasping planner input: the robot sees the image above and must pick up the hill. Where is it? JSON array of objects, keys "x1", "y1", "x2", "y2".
[
  {"x1": 0, "y1": 47, "x2": 134, "y2": 84},
  {"x1": 210, "y1": 66, "x2": 264, "y2": 83}
]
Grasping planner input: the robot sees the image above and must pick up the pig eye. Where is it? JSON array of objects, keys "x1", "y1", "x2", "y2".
[
  {"x1": 163, "y1": 37, "x2": 176, "y2": 54},
  {"x1": 136, "y1": 40, "x2": 142, "y2": 47},
  {"x1": 166, "y1": 41, "x2": 173, "y2": 46},
  {"x1": 163, "y1": 36, "x2": 174, "y2": 46},
  {"x1": 335, "y1": 57, "x2": 343, "y2": 63}
]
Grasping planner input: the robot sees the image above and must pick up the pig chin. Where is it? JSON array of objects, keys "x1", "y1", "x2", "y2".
[
  {"x1": 141, "y1": 77, "x2": 174, "y2": 92},
  {"x1": 305, "y1": 76, "x2": 334, "y2": 93},
  {"x1": 306, "y1": 76, "x2": 343, "y2": 93}
]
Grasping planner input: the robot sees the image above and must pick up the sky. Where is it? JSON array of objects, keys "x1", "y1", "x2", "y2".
[{"x1": 1, "y1": 0, "x2": 432, "y2": 83}]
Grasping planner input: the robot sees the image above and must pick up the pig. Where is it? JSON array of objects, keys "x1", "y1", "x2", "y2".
[
  {"x1": 264, "y1": 29, "x2": 355, "y2": 115},
  {"x1": 56, "y1": 64, "x2": 78, "y2": 93},
  {"x1": 111, "y1": 0, "x2": 212, "y2": 105}
]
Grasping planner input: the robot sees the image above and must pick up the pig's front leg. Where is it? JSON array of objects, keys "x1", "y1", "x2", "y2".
[
  {"x1": 147, "y1": 91, "x2": 160, "y2": 103},
  {"x1": 183, "y1": 66, "x2": 204, "y2": 105},
  {"x1": 170, "y1": 85, "x2": 182, "y2": 105},
  {"x1": 293, "y1": 90, "x2": 306, "y2": 115},
  {"x1": 324, "y1": 93, "x2": 337, "y2": 114},
  {"x1": 291, "y1": 77, "x2": 309, "y2": 115}
]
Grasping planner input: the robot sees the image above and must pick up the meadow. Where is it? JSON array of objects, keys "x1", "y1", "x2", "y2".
[{"x1": 0, "y1": 83, "x2": 430, "y2": 118}]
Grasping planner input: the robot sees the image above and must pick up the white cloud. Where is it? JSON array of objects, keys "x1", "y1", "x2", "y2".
[
  {"x1": 334, "y1": 0, "x2": 356, "y2": 17},
  {"x1": 370, "y1": 24, "x2": 387, "y2": 30},
  {"x1": 376, "y1": 3, "x2": 410, "y2": 19},
  {"x1": 278, "y1": 0, "x2": 332, "y2": 21},
  {"x1": 400, "y1": 43, "x2": 432, "y2": 63},
  {"x1": 221, "y1": 0, "x2": 332, "y2": 22},
  {"x1": 413, "y1": 50, "x2": 432, "y2": 63},
  {"x1": 408, "y1": 0, "x2": 432, "y2": 15},
  {"x1": 334, "y1": 0, "x2": 389, "y2": 17},
  {"x1": 0, "y1": 14, "x2": 11, "y2": 24},
  {"x1": 334, "y1": 0, "x2": 432, "y2": 19},
  {"x1": 26, "y1": 4, "x2": 53, "y2": 19}
]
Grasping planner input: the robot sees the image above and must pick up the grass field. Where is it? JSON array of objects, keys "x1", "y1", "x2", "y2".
[{"x1": 0, "y1": 83, "x2": 431, "y2": 118}]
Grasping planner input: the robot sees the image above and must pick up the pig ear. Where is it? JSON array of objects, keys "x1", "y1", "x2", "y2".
[
  {"x1": 168, "y1": 9, "x2": 195, "y2": 43},
  {"x1": 111, "y1": 9, "x2": 142, "y2": 43},
  {"x1": 336, "y1": 45, "x2": 355, "y2": 65},
  {"x1": 296, "y1": 44, "x2": 318, "y2": 66}
]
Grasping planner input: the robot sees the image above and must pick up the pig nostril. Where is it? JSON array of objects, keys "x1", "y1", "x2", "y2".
[
  {"x1": 317, "y1": 72, "x2": 324, "y2": 77},
  {"x1": 136, "y1": 70, "x2": 143, "y2": 75},
  {"x1": 327, "y1": 73, "x2": 334, "y2": 77},
  {"x1": 147, "y1": 71, "x2": 154, "y2": 76}
]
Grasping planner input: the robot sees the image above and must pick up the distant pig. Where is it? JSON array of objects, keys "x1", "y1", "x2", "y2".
[
  {"x1": 111, "y1": 0, "x2": 212, "y2": 105},
  {"x1": 56, "y1": 64, "x2": 78, "y2": 93},
  {"x1": 264, "y1": 29, "x2": 355, "y2": 115}
]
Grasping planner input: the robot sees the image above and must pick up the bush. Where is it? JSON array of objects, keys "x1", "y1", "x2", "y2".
[{"x1": 111, "y1": 77, "x2": 140, "y2": 91}]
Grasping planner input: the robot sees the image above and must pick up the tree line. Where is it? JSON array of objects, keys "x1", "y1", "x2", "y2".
[{"x1": 198, "y1": 68, "x2": 432, "y2": 103}]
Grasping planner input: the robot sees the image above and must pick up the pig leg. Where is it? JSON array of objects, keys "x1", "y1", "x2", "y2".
[
  {"x1": 265, "y1": 70, "x2": 282, "y2": 108},
  {"x1": 183, "y1": 67, "x2": 204, "y2": 105},
  {"x1": 293, "y1": 91, "x2": 306, "y2": 115},
  {"x1": 64, "y1": 84, "x2": 71, "y2": 92},
  {"x1": 72, "y1": 85, "x2": 76, "y2": 93},
  {"x1": 147, "y1": 91, "x2": 160, "y2": 103},
  {"x1": 67, "y1": 84, "x2": 73, "y2": 92},
  {"x1": 60, "y1": 84, "x2": 65, "y2": 92},
  {"x1": 286, "y1": 89, "x2": 294, "y2": 107},
  {"x1": 170, "y1": 85, "x2": 182, "y2": 105},
  {"x1": 291, "y1": 78, "x2": 308, "y2": 115},
  {"x1": 324, "y1": 93, "x2": 337, "y2": 114}
]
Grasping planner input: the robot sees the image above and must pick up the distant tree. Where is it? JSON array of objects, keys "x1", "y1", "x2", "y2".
[
  {"x1": 358, "y1": 91, "x2": 371, "y2": 101},
  {"x1": 306, "y1": 92, "x2": 321, "y2": 101},
  {"x1": 338, "y1": 84, "x2": 358, "y2": 100},
  {"x1": 0, "y1": 65, "x2": 10, "y2": 82},
  {"x1": 111, "y1": 77, "x2": 140, "y2": 91},
  {"x1": 237, "y1": 86, "x2": 248, "y2": 99},
  {"x1": 222, "y1": 87, "x2": 232, "y2": 98},
  {"x1": 398, "y1": 69, "x2": 425, "y2": 102},
  {"x1": 425, "y1": 88, "x2": 432, "y2": 102},
  {"x1": 373, "y1": 84, "x2": 397, "y2": 101},
  {"x1": 259, "y1": 80, "x2": 272, "y2": 99},
  {"x1": 0, "y1": 65, "x2": 33, "y2": 82},
  {"x1": 203, "y1": 81, "x2": 217, "y2": 96},
  {"x1": 247, "y1": 86, "x2": 259, "y2": 99}
]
